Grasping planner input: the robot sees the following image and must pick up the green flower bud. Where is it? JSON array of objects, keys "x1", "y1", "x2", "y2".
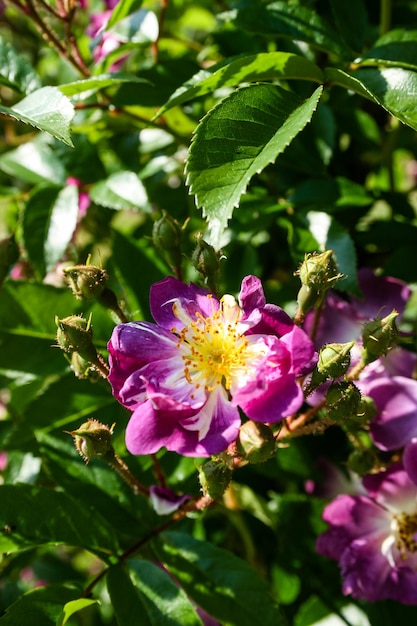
[
  {"x1": 361, "y1": 310, "x2": 399, "y2": 365},
  {"x1": 70, "y1": 419, "x2": 115, "y2": 463},
  {"x1": 198, "y1": 458, "x2": 232, "y2": 499},
  {"x1": 63, "y1": 264, "x2": 108, "y2": 300},
  {"x1": 153, "y1": 211, "x2": 182, "y2": 251},
  {"x1": 326, "y1": 381, "x2": 361, "y2": 421},
  {"x1": 191, "y1": 238, "x2": 220, "y2": 285},
  {"x1": 236, "y1": 421, "x2": 276, "y2": 464},
  {"x1": 347, "y1": 448, "x2": 376, "y2": 476},
  {"x1": 317, "y1": 342, "x2": 355, "y2": 379},
  {"x1": 296, "y1": 250, "x2": 344, "y2": 315},
  {"x1": 55, "y1": 315, "x2": 98, "y2": 362}
]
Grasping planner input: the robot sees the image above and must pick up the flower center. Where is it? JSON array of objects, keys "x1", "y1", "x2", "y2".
[
  {"x1": 172, "y1": 295, "x2": 251, "y2": 392},
  {"x1": 395, "y1": 512, "x2": 417, "y2": 556}
]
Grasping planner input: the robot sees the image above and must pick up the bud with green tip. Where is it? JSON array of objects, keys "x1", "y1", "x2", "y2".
[
  {"x1": 152, "y1": 211, "x2": 183, "y2": 276},
  {"x1": 318, "y1": 342, "x2": 355, "y2": 378},
  {"x1": 326, "y1": 381, "x2": 361, "y2": 421},
  {"x1": 198, "y1": 458, "x2": 232, "y2": 499},
  {"x1": 361, "y1": 310, "x2": 399, "y2": 365},
  {"x1": 55, "y1": 314, "x2": 98, "y2": 362},
  {"x1": 296, "y1": 250, "x2": 344, "y2": 316},
  {"x1": 63, "y1": 264, "x2": 108, "y2": 300},
  {"x1": 70, "y1": 419, "x2": 115, "y2": 464},
  {"x1": 236, "y1": 421, "x2": 276, "y2": 464},
  {"x1": 191, "y1": 238, "x2": 221, "y2": 291}
]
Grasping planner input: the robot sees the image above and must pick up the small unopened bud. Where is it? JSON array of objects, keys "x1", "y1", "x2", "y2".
[
  {"x1": 326, "y1": 381, "x2": 361, "y2": 421},
  {"x1": 361, "y1": 310, "x2": 399, "y2": 365},
  {"x1": 236, "y1": 421, "x2": 276, "y2": 463},
  {"x1": 192, "y1": 238, "x2": 221, "y2": 288},
  {"x1": 198, "y1": 458, "x2": 232, "y2": 499},
  {"x1": 153, "y1": 211, "x2": 182, "y2": 251},
  {"x1": 55, "y1": 315, "x2": 98, "y2": 362},
  {"x1": 63, "y1": 264, "x2": 108, "y2": 300},
  {"x1": 0, "y1": 236, "x2": 19, "y2": 285},
  {"x1": 296, "y1": 250, "x2": 344, "y2": 315},
  {"x1": 347, "y1": 448, "x2": 375, "y2": 476},
  {"x1": 318, "y1": 342, "x2": 354, "y2": 378},
  {"x1": 69, "y1": 419, "x2": 115, "y2": 463}
]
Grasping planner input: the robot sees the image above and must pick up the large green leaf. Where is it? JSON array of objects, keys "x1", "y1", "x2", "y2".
[
  {"x1": 107, "y1": 561, "x2": 203, "y2": 626},
  {"x1": 0, "y1": 137, "x2": 67, "y2": 186},
  {"x1": 186, "y1": 83, "x2": 323, "y2": 248},
  {"x1": 223, "y1": 2, "x2": 350, "y2": 58},
  {"x1": 358, "y1": 29, "x2": 417, "y2": 71},
  {"x1": 154, "y1": 531, "x2": 285, "y2": 626},
  {"x1": 0, "y1": 483, "x2": 120, "y2": 556},
  {"x1": 0, "y1": 585, "x2": 79, "y2": 626},
  {"x1": 59, "y1": 72, "x2": 150, "y2": 97},
  {"x1": 156, "y1": 52, "x2": 324, "y2": 117},
  {"x1": 0, "y1": 37, "x2": 41, "y2": 94},
  {"x1": 0, "y1": 87, "x2": 74, "y2": 146},
  {"x1": 326, "y1": 66, "x2": 417, "y2": 130},
  {"x1": 89, "y1": 171, "x2": 150, "y2": 212},
  {"x1": 22, "y1": 185, "x2": 79, "y2": 277}
]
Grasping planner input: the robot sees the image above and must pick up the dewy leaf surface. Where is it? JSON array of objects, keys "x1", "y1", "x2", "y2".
[
  {"x1": 156, "y1": 52, "x2": 324, "y2": 117},
  {"x1": 186, "y1": 83, "x2": 323, "y2": 248},
  {"x1": 0, "y1": 86, "x2": 74, "y2": 146}
]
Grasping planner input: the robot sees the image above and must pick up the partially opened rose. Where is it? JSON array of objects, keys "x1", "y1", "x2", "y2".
[{"x1": 108, "y1": 275, "x2": 317, "y2": 457}]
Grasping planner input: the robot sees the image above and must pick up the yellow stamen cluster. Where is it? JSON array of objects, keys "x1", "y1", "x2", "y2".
[
  {"x1": 172, "y1": 296, "x2": 251, "y2": 393},
  {"x1": 395, "y1": 512, "x2": 417, "y2": 556}
]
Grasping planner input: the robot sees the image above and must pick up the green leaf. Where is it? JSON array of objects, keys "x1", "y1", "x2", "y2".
[
  {"x1": 0, "y1": 585, "x2": 79, "y2": 626},
  {"x1": 107, "y1": 9, "x2": 159, "y2": 44},
  {"x1": 155, "y1": 52, "x2": 324, "y2": 117},
  {"x1": 358, "y1": 29, "x2": 417, "y2": 70},
  {"x1": 90, "y1": 171, "x2": 150, "y2": 211},
  {"x1": 59, "y1": 72, "x2": 150, "y2": 97},
  {"x1": 289, "y1": 177, "x2": 373, "y2": 210},
  {"x1": 56, "y1": 598, "x2": 99, "y2": 626},
  {"x1": 294, "y1": 595, "x2": 371, "y2": 626},
  {"x1": 326, "y1": 66, "x2": 417, "y2": 131},
  {"x1": 0, "y1": 483, "x2": 120, "y2": 556},
  {"x1": 225, "y1": 2, "x2": 349, "y2": 58},
  {"x1": 186, "y1": 83, "x2": 323, "y2": 249},
  {"x1": 0, "y1": 87, "x2": 74, "y2": 146},
  {"x1": 22, "y1": 185, "x2": 79, "y2": 278},
  {"x1": 107, "y1": 561, "x2": 203, "y2": 626},
  {"x1": 154, "y1": 531, "x2": 284, "y2": 626},
  {"x1": 0, "y1": 137, "x2": 67, "y2": 186},
  {"x1": 0, "y1": 37, "x2": 41, "y2": 94},
  {"x1": 329, "y1": 0, "x2": 368, "y2": 53}
]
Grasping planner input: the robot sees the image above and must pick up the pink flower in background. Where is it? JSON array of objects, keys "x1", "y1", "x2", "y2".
[
  {"x1": 317, "y1": 463, "x2": 417, "y2": 604},
  {"x1": 66, "y1": 177, "x2": 91, "y2": 220},
  {"x1": 108, "y1": 275, "x2": 317, "y2": 457},
  {"x1": 0, "y1": 451, "x2": 7, "y2": 471}
]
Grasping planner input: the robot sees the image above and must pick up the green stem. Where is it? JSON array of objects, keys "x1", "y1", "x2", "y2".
[{"x1": 380, "y1": 0, "x2": 391, "y2": 36}]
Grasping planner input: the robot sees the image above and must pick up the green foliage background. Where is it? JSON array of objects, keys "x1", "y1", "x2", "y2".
[{"x1": 1, "y1": 0, "x2": 417, "y2": 624}]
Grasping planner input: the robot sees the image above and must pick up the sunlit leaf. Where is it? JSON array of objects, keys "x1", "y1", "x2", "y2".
[
  {"x1": 0, "y1": 87, "x2": 74, "y2": 146},
  {"x1": 0, "y1": 586, "x2": 79, "y2": 626},
  {"x1": 59, "y1": 72, "x2": 150, "y2": 96},
  {"x1": 155, "y1": 52, "x2": 324, "y2": 117},
  {"x1": 56, "y1": 598, "x2": 99, "y2": 626},
  {"x1": 186, "y1": 83, "x2": 323, "y2": 248},
  {"x1": 357, "y1": 29, "x2": 417, "y2": 71},
  {"x1": 107, "y1": 561, "x2": 203, "y2": 626}
]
